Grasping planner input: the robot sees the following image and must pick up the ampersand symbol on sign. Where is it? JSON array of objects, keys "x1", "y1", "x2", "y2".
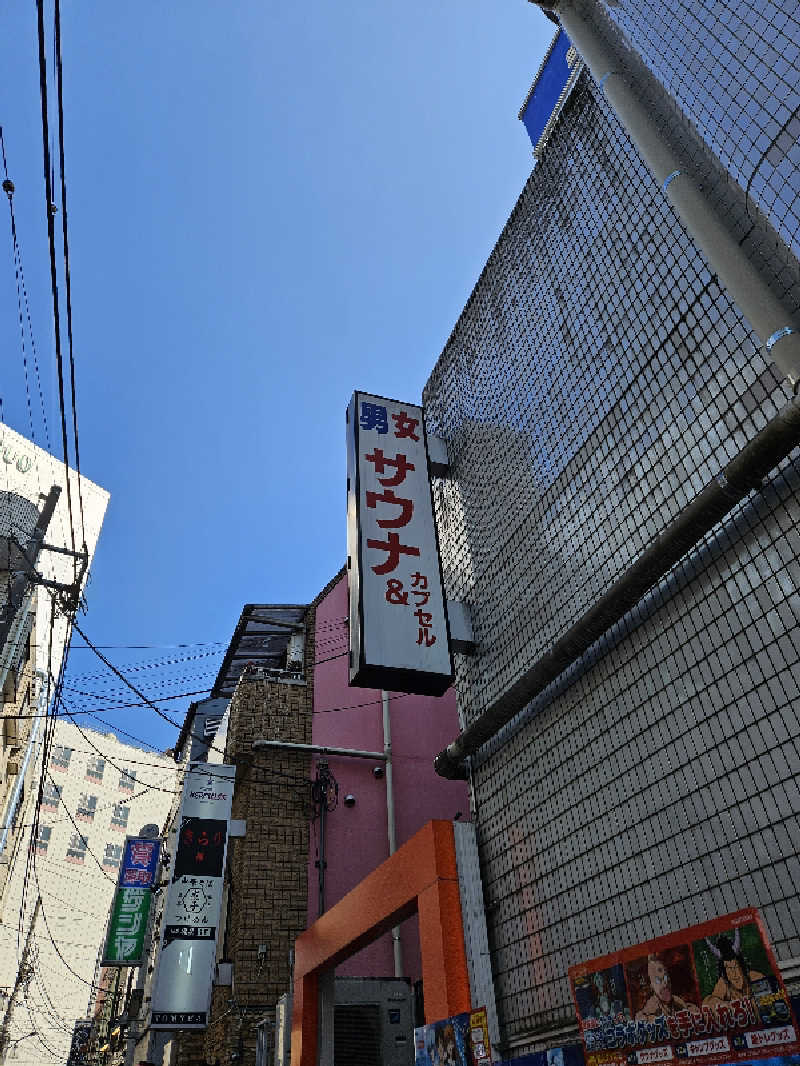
[{"x1": 385, "y1": 579, "x2": 408, "y2": 605}]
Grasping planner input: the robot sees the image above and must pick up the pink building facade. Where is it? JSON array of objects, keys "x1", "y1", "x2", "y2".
[{"x1": 307, "y1": 572, "x2": 469, "y2": 981}]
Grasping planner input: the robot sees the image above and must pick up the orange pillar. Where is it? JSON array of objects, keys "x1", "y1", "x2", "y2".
[
  {"x1": 418, "y1": 878, "x2": 471, "y2": 1023},
  {"x1": 290, "y1": 820, "x2": 471, "y2": 1066}
]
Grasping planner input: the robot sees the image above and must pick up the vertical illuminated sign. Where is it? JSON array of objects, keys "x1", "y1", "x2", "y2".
[
  {"x1": 347, "y1": 391, "x2": 453, "y2": 696},
  {"x1": 150, "y1": 763, "x2": 235, "y2": 1029}
]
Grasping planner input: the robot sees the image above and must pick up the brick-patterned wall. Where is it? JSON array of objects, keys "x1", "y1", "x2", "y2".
[{"x1": 194, "y1": 614, "x2": 316, "y2": 1066}]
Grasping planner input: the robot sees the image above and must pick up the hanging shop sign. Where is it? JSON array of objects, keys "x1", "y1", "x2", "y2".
[
  {"x1": 150, "y1": 763, "x2": 236, "y2": 1030},
  {"x1": 120, "y1": 836, "x2": 161, "y2": 888},
  {"x1": 346, "y1": 391, "x2": 453, "y2": 696},
  {"x1": 569, "y1": 908, "x2": 799, "y2": 1066},
  {"x1": 101, "y1": 837, "x2": 162, "y2": 966},
  {"x1": 66, "y1": 1019, "x2": 92, "y2": 1066},
  {"x1": 414, "y1": 1007, "x2": 494, "y2": 1066},
  {"x1": 103, "y1": 885, "x2": 152, "y2": 966}
]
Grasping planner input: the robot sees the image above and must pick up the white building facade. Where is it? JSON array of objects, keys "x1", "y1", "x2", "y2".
[
  {"x1": 0, "y1": 721, "x2": 176, "y2": 1064},
  {"x1": 0, "y1": 421, "x2": 110, "y2": 884}
]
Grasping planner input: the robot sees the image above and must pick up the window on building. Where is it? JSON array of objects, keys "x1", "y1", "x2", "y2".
[
  {"x1": 103, "y1": 843, "x2": 123, "y2": 868},
  {"x1": 110, "y1": 803, "x2": 129, "y2": 830},
  {"x1": 50, "y1": 745, "x2": 72, "y2": 771},
  {"x1": 35, "y1": 825, "x2": 51, "y2": 853},
  {"x1": 118, "y1": 769, "x2": 136, "y2": 792},
  {"x1": 76, "y1": 794, "x2": 98, "y2": 822},
  {"x1": 42, "y1": 780, "x2": 61, "y2": 810},
  {"x1": 86, "y1": 756, "x2": 105, "y2": 782},
  {"x1": 66, "y1": 832, "x2": 87, "y2": 863}
]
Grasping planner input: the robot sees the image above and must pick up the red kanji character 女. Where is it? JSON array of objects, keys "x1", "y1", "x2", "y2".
[
  {"x1": 367, "y1": 532, "x2": 420, "y2": 575},
  {"x1": 391, "y1": 411, "x2": 420, "y2": 441},
  {"x1": 364, "y1": 449, "x2": 415, "y2": 487},
  {"x1": 366, "y1": 489, "x2": 414, "y2": 528}
]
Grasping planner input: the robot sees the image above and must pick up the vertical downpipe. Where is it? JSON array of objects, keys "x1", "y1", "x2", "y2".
[{"x1": 382, "y1": 691, "x2": 403, "y2": 978}]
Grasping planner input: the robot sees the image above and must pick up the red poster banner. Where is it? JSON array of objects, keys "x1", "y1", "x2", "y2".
[{"x1": 569, "y1": 909, "x2": 799, "y2": 1066}]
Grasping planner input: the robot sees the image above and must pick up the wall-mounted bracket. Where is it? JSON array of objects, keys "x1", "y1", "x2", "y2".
[
  {"x1": 427, "y1": 435, "x2": 450, "y2": 478},
  {"x1": 447, "y1": 601, "x2": 476, "y2": 655}
]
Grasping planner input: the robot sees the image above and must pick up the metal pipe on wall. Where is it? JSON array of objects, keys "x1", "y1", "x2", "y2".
[
  {"x1": 435, "y1": 0, "x2": 800, "y2": 780},
  {"x1": 527, "y1": 0, "x2": 800, "y2": 383},
  {"x1": 382, "y1": 690, "x2": 403, "y2": 978},
  {"x1": 436, "y1": 396, "x2": 800, "y2": 778}
]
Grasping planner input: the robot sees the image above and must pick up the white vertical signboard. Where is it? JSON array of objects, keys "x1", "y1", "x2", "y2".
[
  {"x1": 150, "y1": 763, "x2": 236, "y2": 1029},
  {"x1": 347, "y1": 391, "x2": 453, "y2": 696}
]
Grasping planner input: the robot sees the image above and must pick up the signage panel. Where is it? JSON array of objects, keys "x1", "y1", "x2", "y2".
[
  {"x1": 120, "y1": 836, "x2": 161, "y2": 888},
  {"x1": 569, "y1": 908, "x2": 800, "y2": 1066},
  {"x1": 346, "y1": 391, "x2": 453, "y2": 695},
  {"x1": 150, "y1": 763, "x2": 235, "y2": 1030},
  {"x1": 101, "y1": 836, "x2": 162, "y2": 966},
  {"x1": 103, "y1": 886, "x2": 152, "y2": 966},
  {"x1": 67, "y1": 1019, "x2": 92, "y2": 1066}
]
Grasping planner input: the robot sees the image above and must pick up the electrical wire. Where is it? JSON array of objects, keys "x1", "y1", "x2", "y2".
[
  {"x1": 53, "y1": 0, "x2": 85, "y2": 551},
  {"x1": 35, "y1": 0, "x2": 77, "y2": 565},
  {"x1": 0, "y1": 127, "x2": 50, "y2": 449}
]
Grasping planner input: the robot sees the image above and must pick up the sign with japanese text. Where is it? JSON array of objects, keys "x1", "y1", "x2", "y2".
[
  {"x1": 346, "y1": 391, "x2": 453, "y2": 696},
  {"x1": 120, "y1": 836, "x2": 161, "y2": 889},
  {"x1": 150, "y1": 763, "x2": 235, "y2": 1030},
  {"x1": 67, "y1": 1019, "x2": 92, "y2": 1066},
  {"x1": 101, "y1": 836, "x2": 162, "y2": 966},
  {"x1": 414, "y1": 1007, "x2": 494, "y2": 1065},
  {"x1": 103, "y1": 885, "x2": 152, "y2": 966},
  {"x1": 569, "y1": 909, "x2": 799, "y2": 1066}
]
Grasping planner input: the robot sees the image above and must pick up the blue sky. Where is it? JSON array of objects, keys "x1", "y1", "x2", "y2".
[{"x1": 0, "y1": 1, "x2": 553, "y2": 749}]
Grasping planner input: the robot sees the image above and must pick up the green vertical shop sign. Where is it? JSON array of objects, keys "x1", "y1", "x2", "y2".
[{"x1": 102, "y1": 885, "x2": 152, "y2": 966}]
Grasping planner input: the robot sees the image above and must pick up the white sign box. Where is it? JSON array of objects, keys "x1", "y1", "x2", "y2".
[
  {"x1": 150, "y1": 763, "x2": 236, "y2": 1029},
  {"x1": 347, "y1": 391, "x2": 453, "y2": 695}
]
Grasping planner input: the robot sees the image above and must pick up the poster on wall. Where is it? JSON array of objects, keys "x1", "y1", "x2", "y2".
[
  {"x1": 150, "y1": 763, "x2": 235, "y2": 1029},
  {"x1": 346, "y1": 390, "x2": 453, "y2": 696},
  {"x1": 569, "y1": 908, "x2": 799, "y2": 1066},
  {"x1": 414, "y1": 1007, "x2": 494, "y2": 1066}
]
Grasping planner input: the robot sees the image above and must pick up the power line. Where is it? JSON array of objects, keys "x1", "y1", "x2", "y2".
[
  {"x1": 0, "y1": 128, "x2": 50, "y2": 450},
  {"x1": 35, "y1": 0, "x2": 77, "y2": 563},
  {"x1": 0, "y1": 686, "x2": 214, "y2": 721},
  {"x1": 53, "y1": 0, "x2": 85, "y2": 551}
]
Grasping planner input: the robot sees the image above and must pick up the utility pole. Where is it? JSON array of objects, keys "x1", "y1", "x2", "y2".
[{"x1": 0, "y1": 485, "x2": 60, "y2": 667}]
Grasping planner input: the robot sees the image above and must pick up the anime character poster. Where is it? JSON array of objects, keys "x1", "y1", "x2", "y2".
[
  {"x1": 415, "y1": 1008, "x2": 493, "y2": 1066},
  {"x1": 568, "y1": 909, "x2": 798, "y2": 1066}
]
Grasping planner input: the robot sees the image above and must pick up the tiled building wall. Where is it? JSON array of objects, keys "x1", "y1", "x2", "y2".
[
  {"x1": 195, "y1": 625, "x2": 315, "y2": 1066},
  {"x1": 604, "y1": 0, "x2": 800, "y2": 262},
  {"x1": 422, "y1": 40, "x2": 800, "y2": 1059}
]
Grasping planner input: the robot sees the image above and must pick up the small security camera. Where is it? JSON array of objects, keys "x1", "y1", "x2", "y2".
[
  {"x1": 343, "y1": 794, "x2": 356, "y2": 807},
  {"x1": 372, "y1": 766, "x2": 384, "y2": 779}
]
